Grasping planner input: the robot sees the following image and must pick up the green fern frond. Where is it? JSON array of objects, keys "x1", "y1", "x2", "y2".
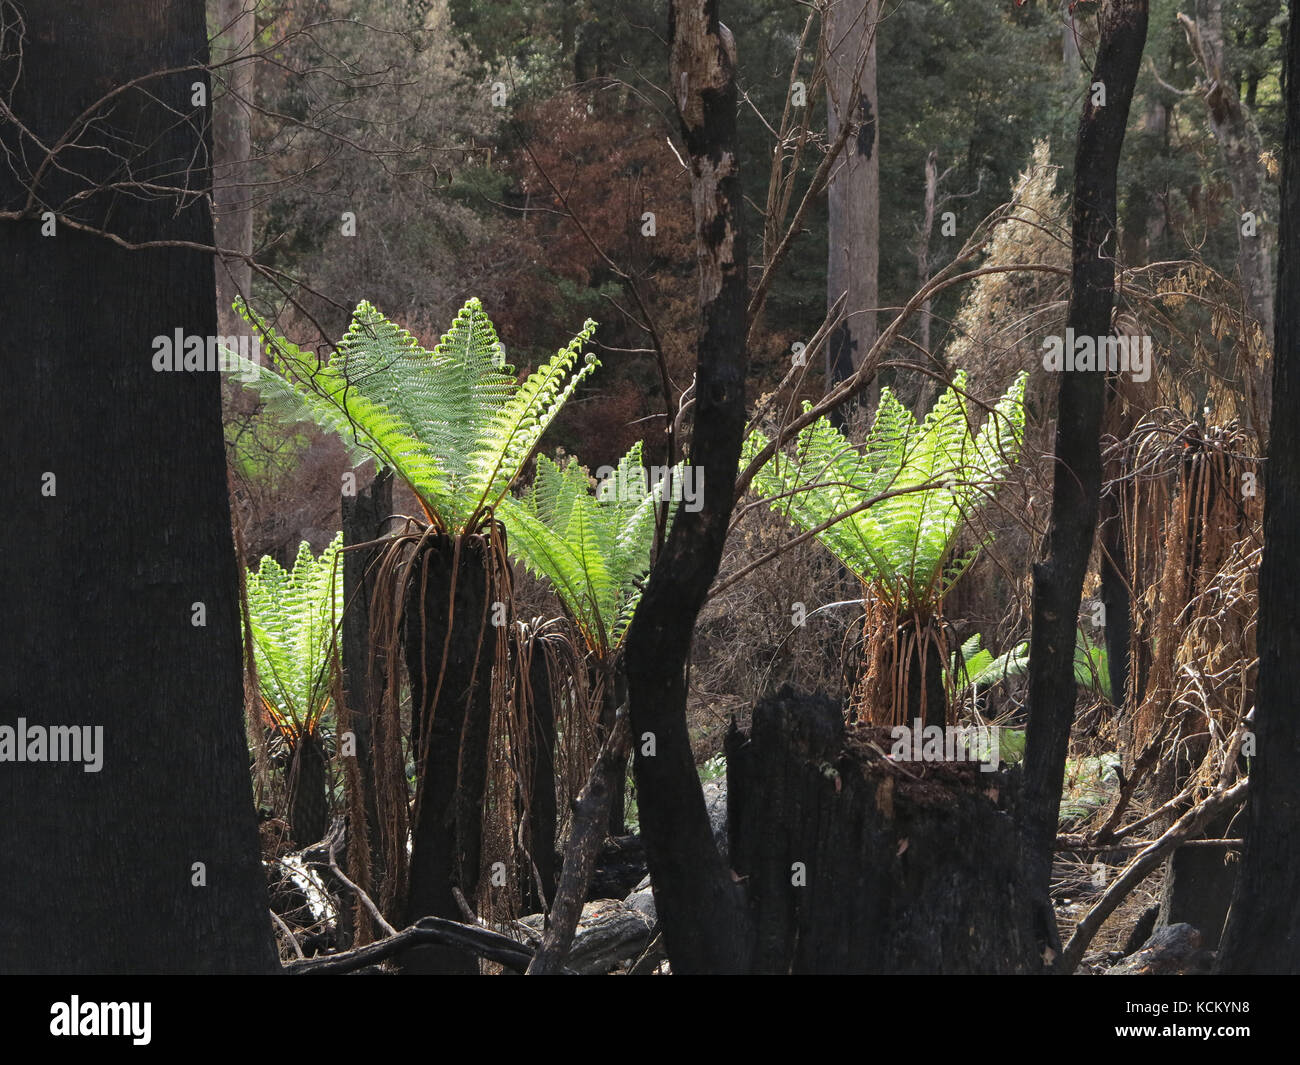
[
  {"x1": 500, "y1": 441, "x2": 672, "y2": 658},
  {"x1": 955, "y1": 628, "x2": 1111, "y2": 701},
  {"x1": 226, "y1": 297, "x2": 598, "y2": 535},
  {"x1": 244, "y1": 533, "x2": 343, "y2": 743}
]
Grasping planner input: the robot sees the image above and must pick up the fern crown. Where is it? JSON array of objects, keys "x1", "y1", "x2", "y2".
[
  {"x1": 226, "y1": 298, "x2": 599, "y2": 535},
  {"x1": 743, "y1": 371, "x2": 1027, "y2": 614},
  {"x1": 244, "y1": 533, "x2": 343, "y2": 743},
  {"x1": 498, "y1": 441, "x2": 674, "y2": 658}
]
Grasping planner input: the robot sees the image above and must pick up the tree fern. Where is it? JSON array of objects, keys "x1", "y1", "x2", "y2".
[
  {"x1": 499, "y1": 442, "x2": 672, "y2": 658},
  {"x1": 226, "y1": 298, "x2": 599, "y2": 534},
  {"x1": 244, "y1": 533, "x2": 343, "y2": 745},
  {"x1": 742, "y1": 371, "x2": 1027, "y2": 614}
]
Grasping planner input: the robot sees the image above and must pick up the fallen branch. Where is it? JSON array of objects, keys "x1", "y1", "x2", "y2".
[
  {"x1": 286, "y1": 916, "x2": 537, "y2": 975},
  {"x1": 1057, "y1": 778, "x2": 1248, "y2": 973},
  {"x1": 325, "y1": 823, "x2": 397, "y2": 937}
]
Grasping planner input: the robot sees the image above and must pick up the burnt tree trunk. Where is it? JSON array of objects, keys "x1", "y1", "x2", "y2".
[
  {"x1": 402, "y1": 531, "x2": 496, "y2": 973},
  {"x1": 1022, "y1": 0, "x2": 1147, "y2": 967},
  {"x1": 727, "y1": 687, "x2": 1041, "y2": 973},
  {"x1": 622, "y1": 0, "x2": 753, "y2": 974},
  {"x1": 1158, "y1": 807, "x2": 1238, "y2": 950},
  {"x1": 0, "y1": 0, "x2": 278, "y2": 972},
  {"x1": 1216, "y1": 0, "x2": 1300, "y2": 974}
]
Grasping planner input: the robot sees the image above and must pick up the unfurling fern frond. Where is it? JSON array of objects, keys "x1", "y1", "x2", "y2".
[
  {"x1": 244, "y1": 533, "x2": 343, "y2": 745},
  {"x1": 499, "y1": 441, "x2": 673, "y2": 658},
  {"x1": 743, "y1": 371, "x2": 1027, "y2": 615},
  {"x1": 225, "y1": 298, "x2": 599, "y2": 535}
]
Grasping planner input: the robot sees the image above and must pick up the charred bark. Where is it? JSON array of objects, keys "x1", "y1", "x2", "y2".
[
  {"x1": 523, "y1": 631, "x2": 558, "y2": 913},
  {"x1": 340, "y1": 466, "x2": 392, "y2": 922},
  {"x1": 287, "y1": 731, "x2": 329, "y2": 849},
  {"x1": 622, "y1": 0, "x2": 753, "y2": 974},
  {"x1": 727, "y1": 687, "x2": 1041, "y2": 973},
  {"x1": 0, "y1": 0, "x2": 277, "y2": 972},
  {"x1": 1216, "y1": 0, "x2": 1300, "y2": 974},
  {"x1": 902, "y1": 619, "x2": 948, "y2": 730},
  {"x1": 1021, "y1": 0, "x2": 1148, "y2": 967}
]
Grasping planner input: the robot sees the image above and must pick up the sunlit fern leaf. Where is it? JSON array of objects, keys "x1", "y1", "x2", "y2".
[
  {"x1": 957, "y1": 628, "x2": 1111, "y2": 702},
  {"x1": 471, "y1": 324, "x2": 600, "y2": 518},
  {"x1": 224, "y1": 297, "x2": 598, "y2": 535},
  {"x1": 500, "y1": 441, "x2": 673, "y2": 658},
  {"x1": 742, "y1": 372, "x2": 1027, "y2": 615},
  {"x1": 244, "y1": 533, "x2": 343, "y2": 744}
]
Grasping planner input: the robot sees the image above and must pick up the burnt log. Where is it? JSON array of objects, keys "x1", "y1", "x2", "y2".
[{"x1": 519, "y1": 898, "x2": 656, "y2": 975}]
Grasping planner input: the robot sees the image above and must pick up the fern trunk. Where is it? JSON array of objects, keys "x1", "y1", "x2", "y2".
[
  {"x1": 852, "y1": 607, "x2": 947, "y2": 729},
  {"x1": 522, "y1": 630, "x2": 558, "y2": 913},
  {"x1": 287, "y1": 731, "x2": 329, "y2": 849},
  {"x1": 402, "y1": 531, "x2": 497, "y2": 973},
  {"x1": 902, "y1": 618, "x2": 948, "y2": 731},
  {"x1": 340, "y1": 467, "x2": 393, "y2": 939},
  {"x1": 593, "y1": 660, "x2": 629, "y2": 836}
]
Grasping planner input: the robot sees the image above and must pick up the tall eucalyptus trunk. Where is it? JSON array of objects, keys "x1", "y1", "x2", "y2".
[{"x1": 0, "y1": 0, "x2": 277, "y2": 973}]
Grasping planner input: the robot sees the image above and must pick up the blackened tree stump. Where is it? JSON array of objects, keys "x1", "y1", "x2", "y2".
[{"x1": 726, "y1": 687, "x2": 1042, "y2": 973}]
